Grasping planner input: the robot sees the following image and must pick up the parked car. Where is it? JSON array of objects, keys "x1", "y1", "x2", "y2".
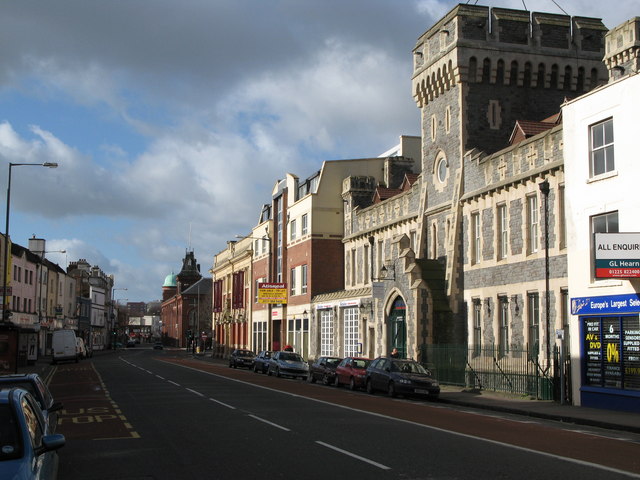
[
  {"x1": 253, "y1": 350, "x2": 273, "y2": 373},
  {"x1": 267, "y1": 351, "x2": 309, "y2": 379},
  {"x1": 52, "y1": 329, "x2": 78, "y2": 364},
  {"x1": 228, "y1": 349, "x2": 256, "y2": 369},
  {"x1": 0, "y1": 373, "x2": 63, "y2": 434},
  {"x1": 365, "y1": 357, "x2": 440, "y2": 399},
  {"x1": 153, "y1": 342, "x2": 164, "y2": 350},
  {"x1": 334, "y1": 357, "x2": 371, "y2": 390},
  {"x1": 308, "y1": 356, "x2": 342, "y2": 385},
  {"x1": 126, "y1": 340, "x2": 136, "y2": 348},
  {"x1": 0, "y1": 388, "x2": 65, "y2": 479}
]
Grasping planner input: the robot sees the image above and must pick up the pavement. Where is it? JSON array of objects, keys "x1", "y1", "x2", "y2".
[{"x1": 18, "y1": 348, "x2": 640, "y2": 435}]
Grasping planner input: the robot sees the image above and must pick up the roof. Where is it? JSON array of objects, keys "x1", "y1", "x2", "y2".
[
  {"x1": 509, "y1": 112, "x2": 562, "y2": 146},
  {"x1": 372, "y1": 187, "x2": 403, "y2": 204},
  {"x1": 182, "y1": 277, "x2": 212, "y2": 295},
  {"x1": 163, "y1": 273, "x2": 177, "y2": 288}
]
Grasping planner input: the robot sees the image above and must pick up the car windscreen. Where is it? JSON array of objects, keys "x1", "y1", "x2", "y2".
[
  {"x1": 0, "y1": 404, "x2": 22, "y2": 460},
  {"x1": 392, "y1": 361, "x2": 430, "y2": 375},
  {"x1": 353, "y1": 359, "x2": 370, "y2": 369},
  {"x1": 280, "y1": 353, "x2": 302, "y2": 362}
]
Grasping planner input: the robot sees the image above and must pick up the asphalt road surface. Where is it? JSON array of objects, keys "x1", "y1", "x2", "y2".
[{"x1": 48, "y1": 348, "x2": 640, "y2": 480}]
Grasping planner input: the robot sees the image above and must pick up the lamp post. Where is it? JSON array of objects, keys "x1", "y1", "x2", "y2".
[
  {"x1": 539, "y1": 179, "x2": 551, "y2": 371},
  {"x1": 2, "y1": 162, "x2": 58, "y2": 324}
]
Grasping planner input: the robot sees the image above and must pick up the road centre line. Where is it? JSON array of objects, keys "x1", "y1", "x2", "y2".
[
  {"x1": 316, "y1": 441, "x2": 391, "y2": 470},
  {"x1": 186, "y1": 388, "x2": 204, "y2": 397},
  {"x1": 121, "y1": 359, "x2": 237, "y2": 409},
  {"x1": 248, "y1": 414, "x2": 290, "y2": 431},
  {"x1": 209, "y1": 398, "x2": 236, "y2": 410},
  {"x1": 163, "y1": 359, "x2": 640, "y2": 478}
]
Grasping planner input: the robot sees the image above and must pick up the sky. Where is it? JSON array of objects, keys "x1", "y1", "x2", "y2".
[{"x1": 0, "y1": 1, "x2": 637, "y2": 303}]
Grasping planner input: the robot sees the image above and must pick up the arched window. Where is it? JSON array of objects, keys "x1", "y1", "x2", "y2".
[
  {"x1": 563, "y1": 66, "x2": 572, "y2": 90},
  {"x1": 576, "y1": 67, "x2": 585, "y2": 92},
  {"x1": 510, "y1": 61, "x2": 519, "y2": 86},
  {"x1": 590, "y1": 68, "x2": 599, "y2": 89},
  {"x1": 469, "y1": 57, "x2": 478, "y2": 83},
  {"x1": 431, "y1": 223, "x2": 438, "y2": 259},
  {"x1": 537, "y1": 63, "x2": 546, "y2": 88},
  {"x1": 482, "y1": 58, "x2": 491, "y2": 83},
  {"x1": 496, "y1": 59, "x2": 505, "y2": 85},
  {"x1": 550, "y1": 64, "x2": 558, "y2": 89},
  {"x1": 523, "y1": 62, "x2": 532, "y2": 88}
]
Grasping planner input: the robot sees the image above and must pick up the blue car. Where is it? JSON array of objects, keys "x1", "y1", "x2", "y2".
[
  {"x1": 0, "y1": 388, "x2": 65, "y2": 479},
  {"x1": 0, "y1": 374, "x2": 63, "y2": 434}
]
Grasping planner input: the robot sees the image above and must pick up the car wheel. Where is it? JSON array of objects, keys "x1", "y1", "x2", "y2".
[
  {"x1": 366, "y1": 379, "x2": 374, "y2": 395},
  {"x1": 322, "y1": 374, "x2": 330, "y2": 385},
  {"x1": 387, "y1": 381, "x2": 397, "y2": 398},
  {"x1": 349, "y1": 377, "x2": 356, "y2": 391}
]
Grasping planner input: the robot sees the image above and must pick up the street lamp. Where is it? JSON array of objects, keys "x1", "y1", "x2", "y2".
[
  {"x1": 539, "y1": 179, "x2": 551, "y2": 370},
  {"x1": 2, "y1": 162, "x2": 58, "y2": 324}
]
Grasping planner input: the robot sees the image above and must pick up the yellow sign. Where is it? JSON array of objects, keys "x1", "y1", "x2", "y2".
[{"x1": 258, "y1": 282, "x2": 288, "y2": 304}]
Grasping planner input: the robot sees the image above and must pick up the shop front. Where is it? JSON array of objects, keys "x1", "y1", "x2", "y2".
[{"x1": 572, "y1": 293, "x2": 640, "y2": 413}]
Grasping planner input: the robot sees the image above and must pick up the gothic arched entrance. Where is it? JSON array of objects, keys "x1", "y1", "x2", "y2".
[{"x1": 387, "y1": 297, "x2": 407, "y2": 358}]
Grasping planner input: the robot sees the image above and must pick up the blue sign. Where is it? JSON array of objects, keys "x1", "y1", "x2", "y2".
[{"x1": 571, "y1": 293, "x2": 640, "y2": 315}]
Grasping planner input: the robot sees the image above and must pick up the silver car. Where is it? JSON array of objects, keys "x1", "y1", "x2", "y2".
[{"x1": 267, "y1": 351, "x2": 309, "y2": 379}]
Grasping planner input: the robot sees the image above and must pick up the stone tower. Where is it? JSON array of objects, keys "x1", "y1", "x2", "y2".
[
  {"x1": 410, "y1": 5, "x2": 607, "y2": 343},
  {"x1": 176, "y1": 250, "x2": 201, "y2": 294}
]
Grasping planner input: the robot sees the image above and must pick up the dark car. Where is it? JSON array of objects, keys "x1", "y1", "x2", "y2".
[
  {"x1": 267, "y1": 351, "x2": 309, "y2": 379},
  {"x1": 253, "y1": 350, "x2": 273, "y2": 373},
  {"x1": 334, "y1": 357, "x2": 371, "y2": 390},
  {"x1": 0, "y1": 388, "x2": 65, "y2": 479},
  {"x1": 0, "y1": 373, "x2": 63, "y2": 434},
  {"x1": 153, "y1": 342, "x2": 164, "y2": 350},
  {"x1": 229, "y1": 349, "x2": 256, "y2": 369},
  {"x1": 308, "y1": 356, "x2": 342, "y2": 385},
  {"x1": 365, "y1": 357, "x2": 440, "y2": 399}
]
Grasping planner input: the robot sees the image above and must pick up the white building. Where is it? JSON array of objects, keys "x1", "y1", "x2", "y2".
[{"x1": 563, "y1": 17, "x2": 640, "y2": 412}]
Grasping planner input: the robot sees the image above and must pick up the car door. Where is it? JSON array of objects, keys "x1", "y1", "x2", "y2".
[
  {"x1": 371, "y1": 359, "x2": 390, "y2": 390},
  {"x1": 21, "y1": 394, "x2": 56, "y2": 479}
]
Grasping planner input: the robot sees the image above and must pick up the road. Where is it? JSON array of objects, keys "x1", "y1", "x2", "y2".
[{"x1": 48, "y1": 347, "x2": 640, "y2": 480}]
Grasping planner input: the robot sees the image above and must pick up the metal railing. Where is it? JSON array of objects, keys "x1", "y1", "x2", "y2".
[{"x1": 423, "y1": 344, "x2": 556, "y2": 400}]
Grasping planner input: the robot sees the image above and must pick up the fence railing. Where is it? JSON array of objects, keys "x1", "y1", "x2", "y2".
[{"x1": 423, "y1": 344, "x2": 556, "y2": 400}]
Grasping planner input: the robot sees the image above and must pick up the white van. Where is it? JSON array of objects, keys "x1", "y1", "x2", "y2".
[{"x1": 52, "y1": 329, "x2": 78, "y2": 364}]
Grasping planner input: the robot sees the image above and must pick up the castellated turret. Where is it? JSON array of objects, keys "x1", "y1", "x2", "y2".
[{"x1": 412, "y1": 4, "x2": 608, "y2": 158}]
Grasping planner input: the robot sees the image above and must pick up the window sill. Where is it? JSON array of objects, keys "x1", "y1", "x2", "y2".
[{"x1": 587, "y1": 170, "x2": 618, "y2": 183}]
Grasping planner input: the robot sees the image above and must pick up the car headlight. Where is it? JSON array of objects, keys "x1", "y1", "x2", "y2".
[{"x1": 398, "y1": 378, "x2": 412, "y2": 384}]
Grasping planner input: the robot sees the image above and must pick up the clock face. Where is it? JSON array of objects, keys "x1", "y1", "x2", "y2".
[{"x1": 437, "y1": 157, "x2": 448, "y2": 183}]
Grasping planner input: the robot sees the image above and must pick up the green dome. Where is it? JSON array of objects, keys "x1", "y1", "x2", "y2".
[{"x1": 163, "y1": 273, "x2": 177, "y2": 288}]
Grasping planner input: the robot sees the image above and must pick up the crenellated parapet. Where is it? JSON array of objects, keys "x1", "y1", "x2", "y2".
[
  {"x1": 412, "y1": 4, "x2": 608, "y2": 107},
  {"x1": 604, "y1": 17, "x2": 640, "y2": 79}
]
